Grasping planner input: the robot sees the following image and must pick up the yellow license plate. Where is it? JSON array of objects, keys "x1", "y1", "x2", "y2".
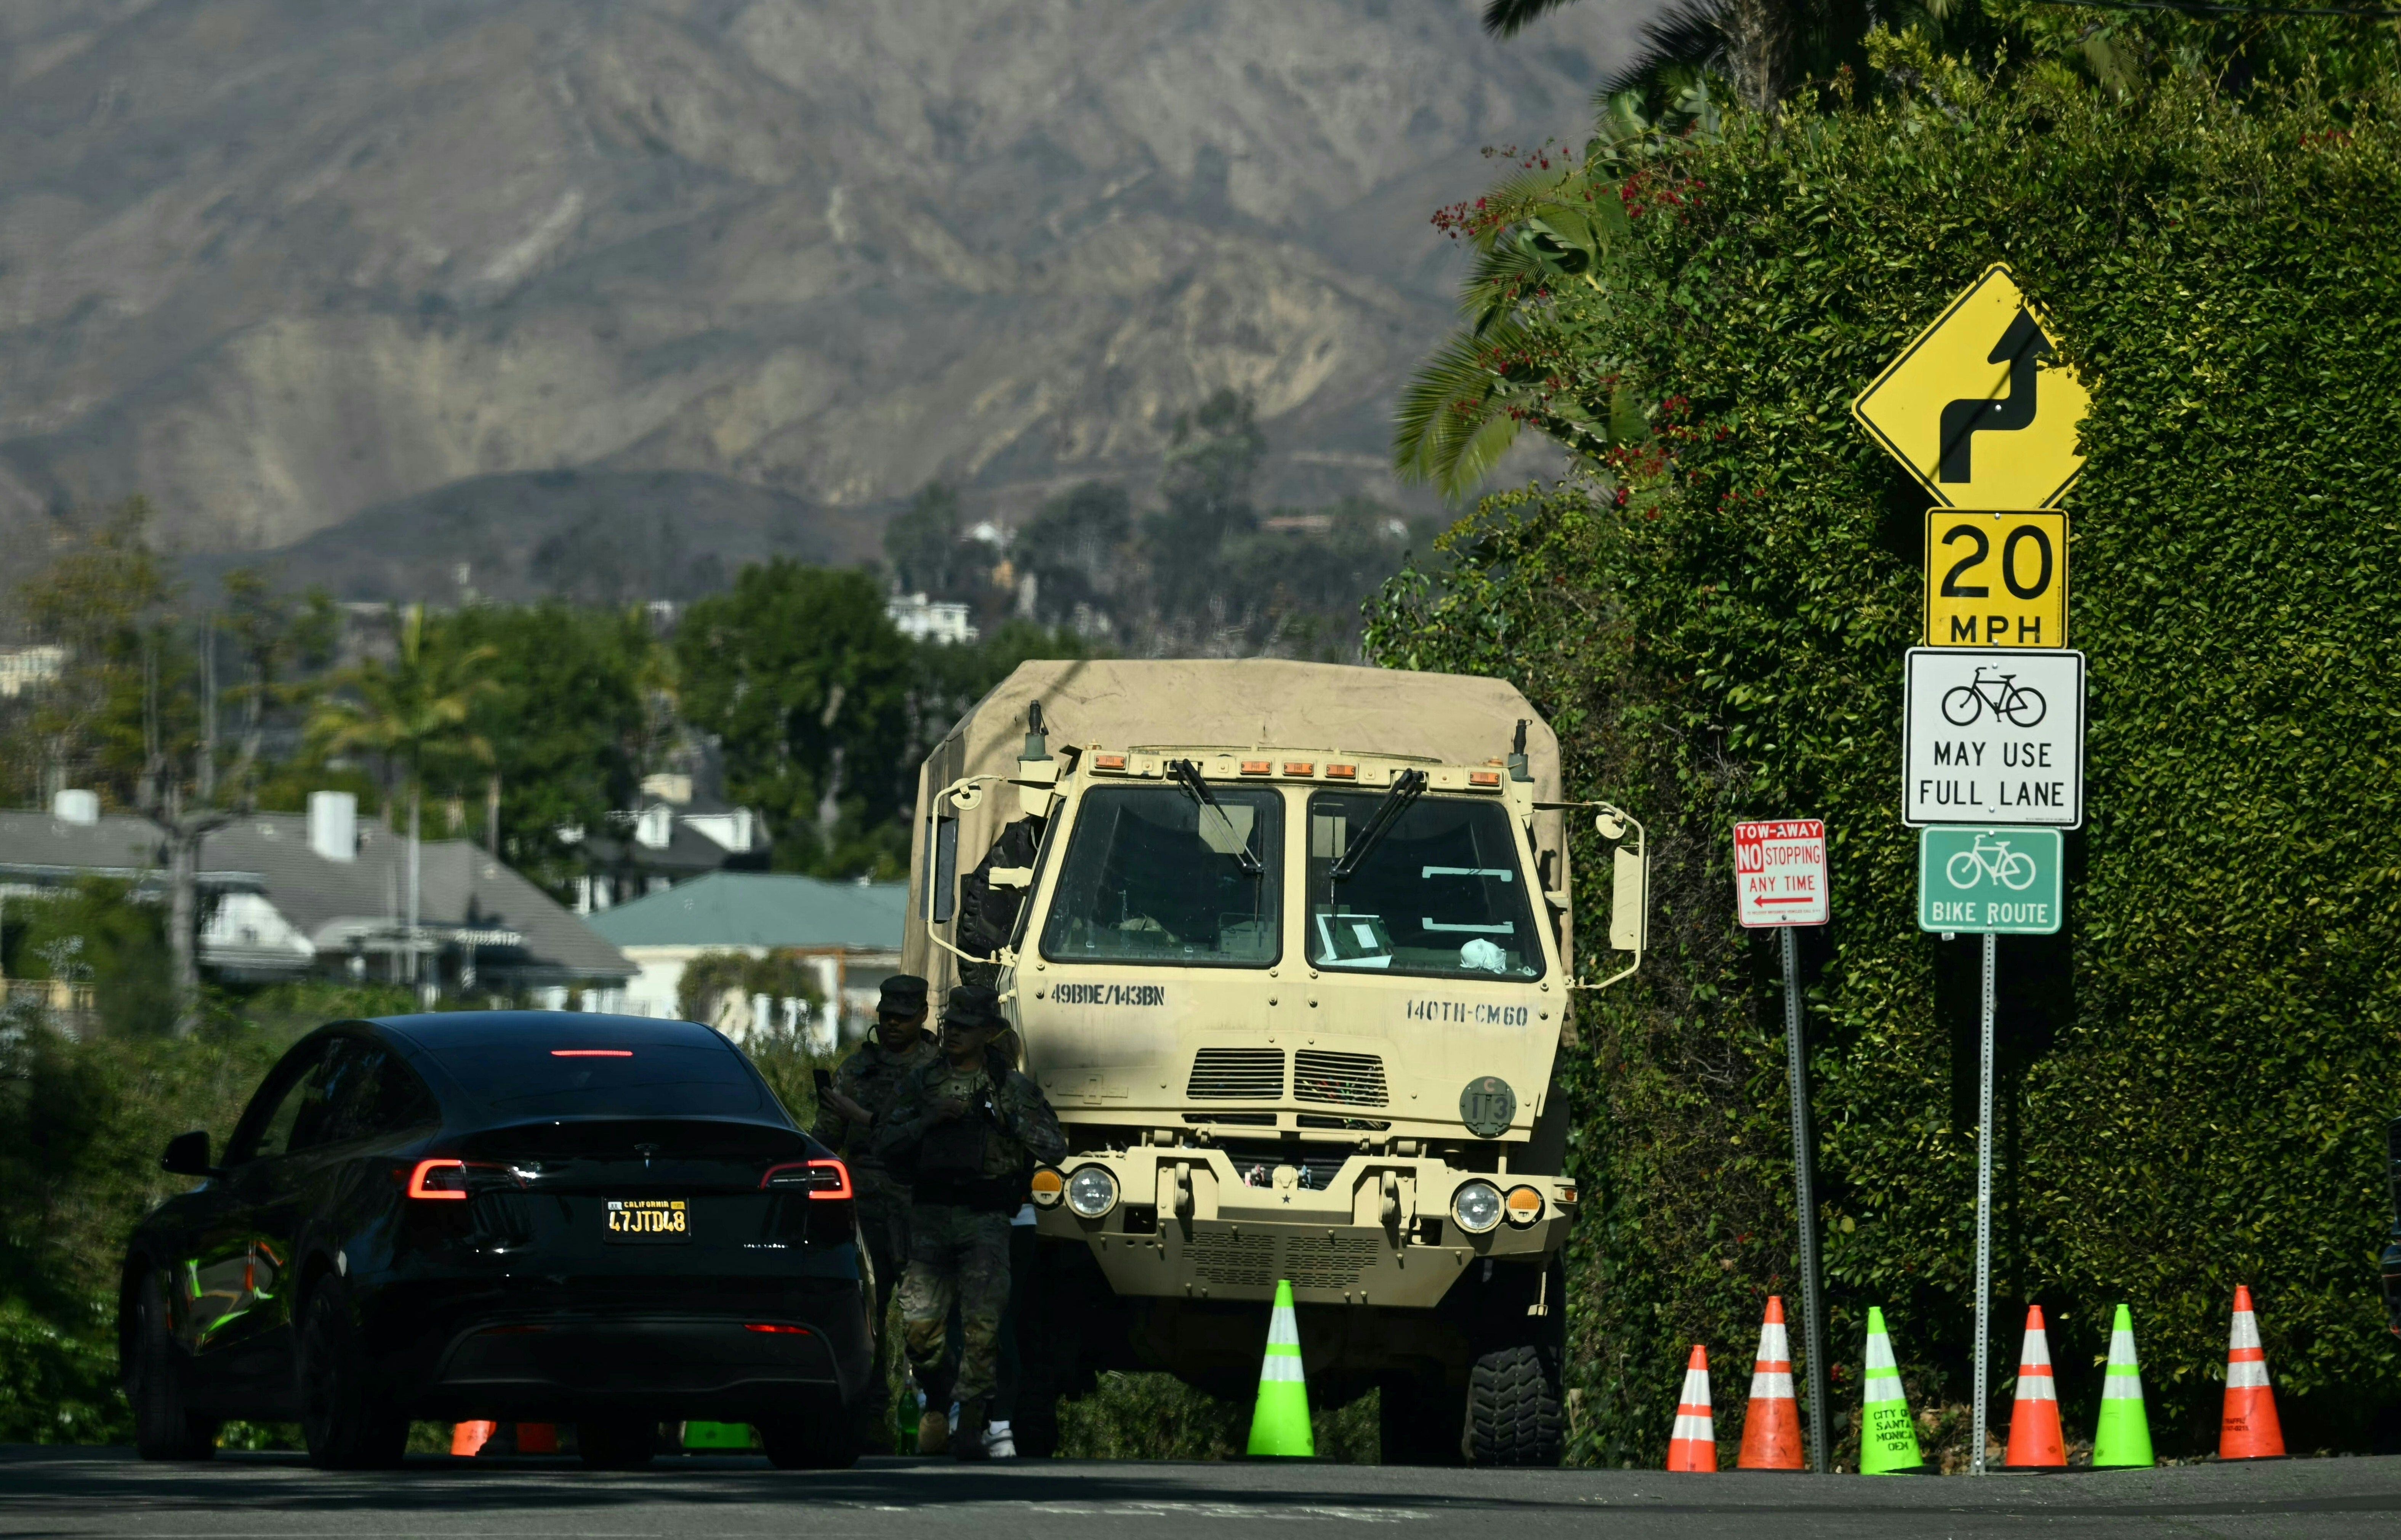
[{"x1": 603, "y1": 1199, "x2": 690, "y2": 1243}]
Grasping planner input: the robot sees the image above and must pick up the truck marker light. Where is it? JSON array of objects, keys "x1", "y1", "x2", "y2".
[
  {"x1": 1326, "y1": 764, "x2": 1357, "y2": 779},
  {"x1": 551, "y1": 1049, "x2": 632, "y2": 1057},
  {"x1": 761, "y1": 1159, "x2": 853, "y2": 1198},
  {"x1": 1556, "y1": 1185, "x2": 1579, "y2": 1205},
  {"x1": 1469, "y1": 770, "x2": 1502, "y2": 788},
  {"x1": 1030, "y1": 1167, "x2": 1066, "y2": 1207},
  {"x1": 1240, "y1": 759, "x2": 1272, "y2": 775},
  {"x1": 1504, "y1": 1185, "x2": 1545, "y2": 1226},
  {"x1": 1092, "y1": 754, "x2": 1128, "y2": 772},
  {"x1": 1283, "y1": 762, "x2": 1314, "y2": 776}
]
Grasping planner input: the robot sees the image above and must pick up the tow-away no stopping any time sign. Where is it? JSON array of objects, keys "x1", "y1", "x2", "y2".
[
  {"x1": 1734, "y1": 819, "x2": 1829, "y2": 927},
  {"x1": 1902, "y1": 648, "x2": 2085, "y2": 829}
]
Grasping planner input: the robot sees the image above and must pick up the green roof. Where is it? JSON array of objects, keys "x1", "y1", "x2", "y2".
[{"x1": 584, "y1": 872, "x2": 908, "y2": 950}]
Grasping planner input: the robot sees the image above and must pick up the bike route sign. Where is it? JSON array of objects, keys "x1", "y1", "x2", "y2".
[
  {"x1": 1917, "y1": 827, "x2": 2063, "y2": 934},
  {"x1": 1902, "y1": 647, "x2": 2085, "y2": 829},
  {"x1": 1734, "y1": 818, "x2": 1829, "y2": 928}
]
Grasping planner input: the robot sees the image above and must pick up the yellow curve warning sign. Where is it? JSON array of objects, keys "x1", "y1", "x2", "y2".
[{"x1": 1852, "y1": 265, "x2": 2090, "y2": 510}]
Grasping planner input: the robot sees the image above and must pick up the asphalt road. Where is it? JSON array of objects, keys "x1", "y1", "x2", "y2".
[{"x1": 8, "y1": 1447, "x2": 2401, "y2": 1540}]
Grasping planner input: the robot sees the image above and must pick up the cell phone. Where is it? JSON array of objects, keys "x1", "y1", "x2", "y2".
[{"x1": 811, "y1": 1068, "x2": 832, "y2": 1094}]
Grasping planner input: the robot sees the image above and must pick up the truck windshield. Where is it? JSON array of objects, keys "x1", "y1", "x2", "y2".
[
  {"x1": 1039, "y1": 786, "x2": 1281, "y2": 967},
  {"x1": 1305, "y1": 792, "x2": 1543, "y2": 980}
]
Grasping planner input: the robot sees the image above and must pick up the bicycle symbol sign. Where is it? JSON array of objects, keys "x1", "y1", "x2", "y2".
[
  {"x1": 1918, "y1": 827, "x2": 2063, "y2": 934},
  {"x1": 1903, "y1": 647, "x2": 2085, "y2": 829}
]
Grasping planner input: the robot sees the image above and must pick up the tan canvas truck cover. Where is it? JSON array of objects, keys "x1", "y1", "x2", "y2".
[{"x1": 903, "y1": 658, "x2": 1574, "y2": 1004}]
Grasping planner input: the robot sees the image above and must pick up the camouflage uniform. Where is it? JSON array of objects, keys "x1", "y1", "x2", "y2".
[
  {"x1": 811, "y1": 1033, "x2": 935, "y2": 1430},
  {"x1": 877, "y1": 1053, "x2": 1065, "y2": 1418}
]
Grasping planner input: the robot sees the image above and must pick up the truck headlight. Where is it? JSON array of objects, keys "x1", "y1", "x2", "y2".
[
  {"x1": 1030, "y1": 1167, "x2": 1065, "y2": 1209},
  {"x1": 1504, "y1": 1185, "x2": 1544, "y2": 1228},
  {"x1": 1065, "y1": 1165, "x2": 1119, "y2": 1219},
  {"x1": 1451, "y1": 1180, "x2": 1503, "y2": 1235}
]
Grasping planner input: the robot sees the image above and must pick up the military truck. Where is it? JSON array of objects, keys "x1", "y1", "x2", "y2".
[{"x1": 901, "y1": 660, "x2": 1645, "y2": 1464}]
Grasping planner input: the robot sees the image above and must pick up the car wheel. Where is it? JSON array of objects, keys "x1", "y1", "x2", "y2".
[
  {"x1": 297, "y1": 1280, "x2": 406, "y2": 1469},
  {"x1": 759, "y1": 1410, "x2": 861, "y2": 1470},
  {"x1": 128, "y1": 1273, "x2": 220, "y2": 1461},
  {"x1": 575, "y1": 1419, "x2": 660, "y2": 1468}
]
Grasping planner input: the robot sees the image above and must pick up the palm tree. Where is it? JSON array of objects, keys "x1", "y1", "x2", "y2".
[{"x1": 307, "y1": 606, "x2": 498, "y2": 988}]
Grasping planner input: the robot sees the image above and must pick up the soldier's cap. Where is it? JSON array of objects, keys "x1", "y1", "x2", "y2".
[
  {"x1": 877, "y1": 974, "x2": 930, "y2": 1013},
  {"x1": 943, "y1": 985, "x2": 1005, "y2": 1030}
]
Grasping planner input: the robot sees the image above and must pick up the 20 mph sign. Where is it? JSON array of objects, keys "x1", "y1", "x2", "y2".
[
  {"x1": 1734, "y1": 819, "x2": 1829, "y2": 927},
  {"x1": 1902, "y1": 648, "x2": 2085, "y2": 829}
]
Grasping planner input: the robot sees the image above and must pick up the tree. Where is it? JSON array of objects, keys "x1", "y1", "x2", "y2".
[
  {"x1": 13, "y1": 506, "x2": 317, "y2": 1032},
  {"x1": 306, "y1": 607, "x2": 499, "y2": 985},
  {"x1": 447, "y1": 602, "x2": 661, "y2": 896},
  {"x1": 675, "y1": 563, "x2": 919, "y2": 877},
  {"x1": 883, "y1": 483, "x2": 967, "y2": 595}
]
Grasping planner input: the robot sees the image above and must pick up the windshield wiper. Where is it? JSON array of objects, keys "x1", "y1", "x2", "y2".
[
  {"x1": 1168, "y1": 759, "x2": 1263, "y2": 874},
  {"x1": 1329, "y1": 769, "x2": 1428, "y2": 881}
]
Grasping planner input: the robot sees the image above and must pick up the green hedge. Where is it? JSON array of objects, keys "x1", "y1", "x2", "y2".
[{"x1": 1371, "y1": 57, "x2": 2401, "y2": 1463}]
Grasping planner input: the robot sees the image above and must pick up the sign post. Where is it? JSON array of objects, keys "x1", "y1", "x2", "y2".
[
  {"x1": 1916, "y1": 824, "x2": 2059, "y2": 1473},
  {"x1": 1733, "y1": 818, "x2": 1831, "y2": 1473}
]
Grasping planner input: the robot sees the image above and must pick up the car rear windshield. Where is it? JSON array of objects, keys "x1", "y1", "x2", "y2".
[{"x1": 418, "y1": 1035, "x2": 766, "y2": 1118}]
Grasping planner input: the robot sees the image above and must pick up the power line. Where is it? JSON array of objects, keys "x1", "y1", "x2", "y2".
[{"x1": 2040, "y1": 0, "x2": 2401, "y2": 16}]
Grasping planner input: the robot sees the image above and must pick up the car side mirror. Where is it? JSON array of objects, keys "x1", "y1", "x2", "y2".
[{"x1": 160, "y1": 1130, "x2": 221, "y2": 1178}]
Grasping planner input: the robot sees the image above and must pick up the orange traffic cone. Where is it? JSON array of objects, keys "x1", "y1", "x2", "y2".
[
  {"x1": 2002, "y1": 1305, "x2": 2068, "y2": 1470},
  {"x1": 449, "y1": 1420, "x2": 496, "y2": 1457},
  {"x1": 1736, "y1": 1295, "x2": 1804, "y2": 1470},
  {"x1": 1666, "y1": 1345, "x2": 1717, "y2": 1471},
  {"x1": 2220, "y1": 1285, "x2": 2287, "y2": 1460}
]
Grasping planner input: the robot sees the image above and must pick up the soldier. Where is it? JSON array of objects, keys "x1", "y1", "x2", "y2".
[
  {"x1": 810, "y1": 973, "x2": 935, "y2": 1452},
  {"x1": 876, "y1": 984, "x2": 1064, "y2": 1460}
]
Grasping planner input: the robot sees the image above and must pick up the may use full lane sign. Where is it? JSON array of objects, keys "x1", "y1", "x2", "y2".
[
  {"x1": 1734, "y1": 819, "x2": 1829, "y2": 927},
  {"x1": 1902, "y1": 648, "x2": 2085, "y2": 829}
]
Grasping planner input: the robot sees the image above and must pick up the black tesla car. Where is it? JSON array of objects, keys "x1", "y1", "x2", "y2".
[{"x1": 117, "y1": 1011, "x2": 871, "y2": 1470}]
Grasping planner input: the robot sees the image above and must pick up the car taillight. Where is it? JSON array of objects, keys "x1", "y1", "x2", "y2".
[
  {"x1": 402, "y1": 1158, "x2": 517, "y2": 1200},
  {"x1": 761, "y1": 1159, "x2": 852, "y2": 1199},
  {"x1": 746, "y1": 1323, "x2": 809, "y2": 1335},
  {"x1": 405, "y1": 1159, "x2": 470, "y2": 1200}
]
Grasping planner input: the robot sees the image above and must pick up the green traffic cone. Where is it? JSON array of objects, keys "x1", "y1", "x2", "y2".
[
  {"x1": 1246, "y1": 1279, "x2": 1315, "y2": 1458},
  {"x1": 2090, "y1": 1304, "x2": 2154, "y2": 1468},
  {"x1": 681, "y1": 1420, "x2": 754, "y2": 1449},
  {"x1": 1859, "y1": 1307, "x2": 1928, "y2": 1474}
]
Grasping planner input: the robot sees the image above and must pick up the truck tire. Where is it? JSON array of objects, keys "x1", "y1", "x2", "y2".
[{"x1": 1466, "y1": 1343, "x2": 1563, "y2": 1467}]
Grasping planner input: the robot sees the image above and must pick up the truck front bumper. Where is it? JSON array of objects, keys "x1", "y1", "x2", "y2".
[{"x1": 1033, "y1": 1147, "x2": 1573, "y2": 1308}]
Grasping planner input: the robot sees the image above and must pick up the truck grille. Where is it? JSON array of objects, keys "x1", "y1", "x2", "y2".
[
  {"x1": 1187, "y1": 1049, "x2": 1285, "y2": 1100},
  {"x1": 1280, "y1": 1235, "x2": 1380, "y2": 1292},
  {"x1": 1292, "y1": 1050, "x2": 1387, "y2": 1108},
  {"x1": 1188, "y1": 1230, "x2": 1277, "y2": 1287}
]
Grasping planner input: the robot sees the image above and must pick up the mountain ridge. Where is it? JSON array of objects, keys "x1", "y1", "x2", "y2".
[{"x1": 0, "y1": 0, "x2": 1632, "y2": 570}]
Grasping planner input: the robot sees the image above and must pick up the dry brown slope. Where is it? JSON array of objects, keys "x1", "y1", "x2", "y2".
[{"x1": 0, "y1": 0, "x2": 1633, "y2": 557}]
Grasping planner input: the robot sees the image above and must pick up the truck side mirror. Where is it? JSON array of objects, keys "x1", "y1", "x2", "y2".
[{"x1": 160, "y1": 1130, "x2": 220, "y2": 1178}]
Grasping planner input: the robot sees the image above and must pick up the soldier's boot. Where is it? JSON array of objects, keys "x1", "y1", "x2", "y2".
[
  {"x1": 915, "y1": 1396, "x2": 950, "y2": 1457},
  {"x1": 951, "y1": 1398, "x2": 991, "y2": 1462}
]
